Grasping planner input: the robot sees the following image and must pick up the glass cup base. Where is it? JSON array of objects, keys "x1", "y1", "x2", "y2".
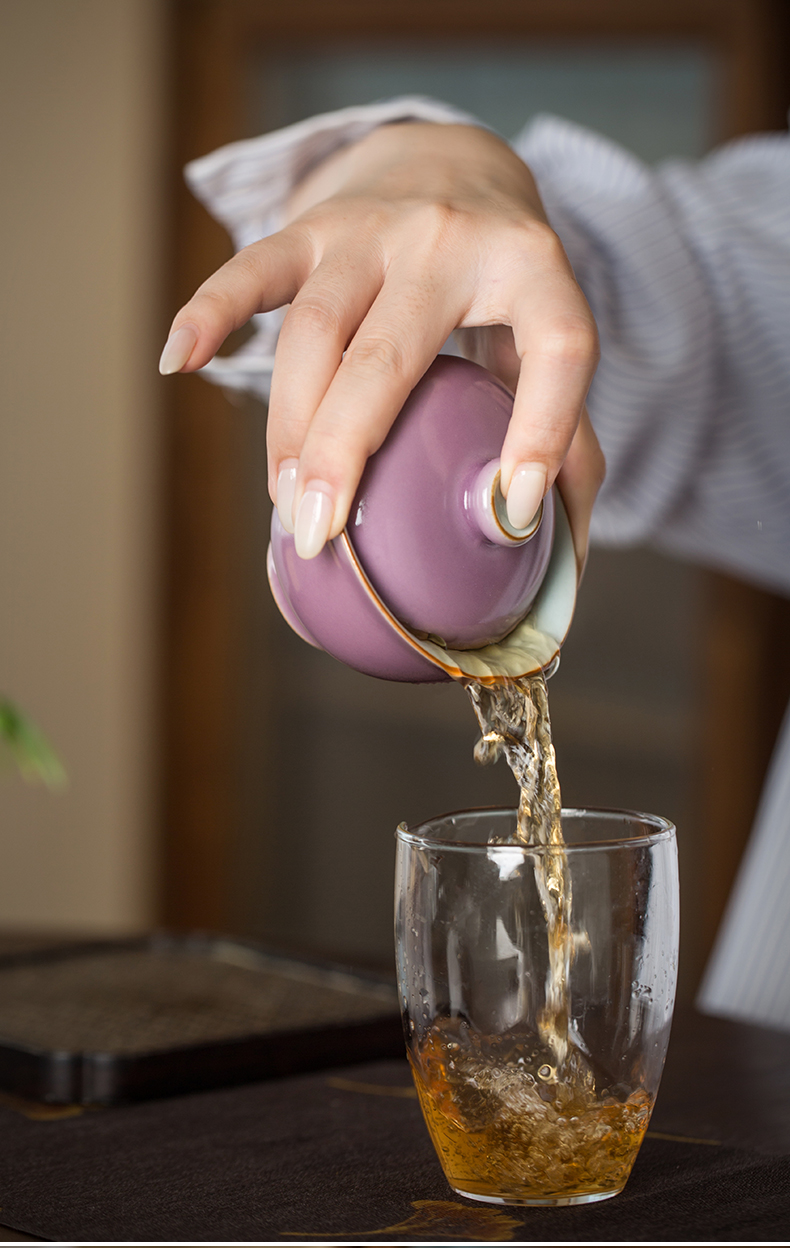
[{"x1": 451, "y1": 1184, "x2": 624, "y2": 1208}]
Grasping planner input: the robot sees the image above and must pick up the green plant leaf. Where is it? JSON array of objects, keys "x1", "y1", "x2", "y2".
[{"x1": 0, "y1": 699, "x2": 67, "y2": 789}]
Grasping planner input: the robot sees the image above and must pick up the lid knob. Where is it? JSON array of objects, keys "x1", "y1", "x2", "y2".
[{"x1": 470, "y1": 459, "x2": 544, "y2": 546}]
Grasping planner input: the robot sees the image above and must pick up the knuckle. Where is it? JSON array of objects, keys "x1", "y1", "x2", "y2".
[
  {"x1": 189, "y1": 282, "x2": 235, "y2": 327},
  {"x1": 345, "y1": 335, "x2": 408, "y2": 380},
  {"x1": 204, "y1": 247, "x2": 267, "y2": 307},
  {"x1": 512, "y1": 217, "x2": 565, "y2": 264},
  {"x1": 418, "y1": 199, "x2": 460, "y2": 239},
  {"x1": 285, "y1": 296, "x2": 344, "y2": 340},
  {"x1": 232, "y1": 244, "x2": 266, "y2": 283},
  {"x1": 591, "y1": 443, "x2": 607, "y2": 488},
  {"x1": 395, "y1": 200, "x2": 467, "y2": 258},
  {"x1": 536, "y1": 318, "x2": 600, "y2": 370}
]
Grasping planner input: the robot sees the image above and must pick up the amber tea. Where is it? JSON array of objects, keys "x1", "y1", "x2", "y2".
[
  {"x1": 395, "y1": 676, "x2": 678, "y2": 1206},
  {"x1": 411, "y1": 1017, "x2": 653, "y2": 1204}
]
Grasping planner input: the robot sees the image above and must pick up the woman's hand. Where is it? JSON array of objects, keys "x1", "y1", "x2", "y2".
[{"x1": 160, "y1": 122, "x2": 603, "y2": 567}]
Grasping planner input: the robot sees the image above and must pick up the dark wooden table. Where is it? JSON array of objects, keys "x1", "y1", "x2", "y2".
[
  {"x1": 651, "y1": 1006, "x2": 790, "y2": 1155},
  {"x1": 0, "y1": 1003, "x2": 787, "y2": 1242}
]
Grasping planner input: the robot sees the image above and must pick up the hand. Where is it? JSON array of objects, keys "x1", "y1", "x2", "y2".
[{"x1": 160, "y1": 122, "x2": 603, "y2": 567}]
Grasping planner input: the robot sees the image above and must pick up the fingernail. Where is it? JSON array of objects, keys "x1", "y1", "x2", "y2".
[
  {"x1": 275, "y1": 459, "x2": 298, "y2": 534},
  {"x1": 506, "y1": 464, "x2": 547, "y2": 531},
  {"x1": 158, "y1": 324, "x2": 198, "y2": 375},
  {"x1": 294, "y1": 482, "x2": 334, "y2": 559}
]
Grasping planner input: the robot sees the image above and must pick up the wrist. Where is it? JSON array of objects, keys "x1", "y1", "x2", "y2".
[
  {"x1": 285, "y1": 121, "x2": 450, "y2": 221},
  {"x1": 286, "y1": 121, "x2": 542, "y2": 224}
]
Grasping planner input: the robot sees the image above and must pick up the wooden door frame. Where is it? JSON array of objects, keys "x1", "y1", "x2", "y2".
[{"x1": 162, "y1": 0, "x2": 790, "y2": 935}]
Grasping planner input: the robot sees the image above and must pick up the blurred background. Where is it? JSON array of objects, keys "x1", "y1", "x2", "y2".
[{"x1": 1, "y1": 0, "x2": 789, "y2": 1004}]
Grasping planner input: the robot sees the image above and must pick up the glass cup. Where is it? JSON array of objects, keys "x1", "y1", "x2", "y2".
[{"x1": 395, "y1": 808, "x2": 679, "y2": 1207}]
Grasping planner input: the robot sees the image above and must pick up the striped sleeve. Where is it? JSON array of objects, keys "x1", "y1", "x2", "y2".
[{"x1": 515, "y1": 115, "x2": 790, "y2": 598}]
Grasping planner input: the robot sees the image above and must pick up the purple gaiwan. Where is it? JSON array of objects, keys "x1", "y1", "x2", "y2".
[{"x1": 267, "y1": 357, "x2": 578, "y2": 683}]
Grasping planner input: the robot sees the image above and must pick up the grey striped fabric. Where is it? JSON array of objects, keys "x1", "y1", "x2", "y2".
[
  {"x1": 521, "y1": 115, "x2": 790, "y2": 599},
  {"x1": 698, "y1": 702, "x2": 790, "y2": 1027},
  {"x1": 186, "y1": 98, "x2": 790, "y2": 1030}
]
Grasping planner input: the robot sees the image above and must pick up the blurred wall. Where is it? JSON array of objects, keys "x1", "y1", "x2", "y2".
[{"x1": 0, "y1": 0, "x2": 167, "y2": 930}]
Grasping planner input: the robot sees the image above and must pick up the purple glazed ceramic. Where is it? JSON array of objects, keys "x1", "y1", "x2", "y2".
[
  {"x1": 350, "y1": 357, "x2": 554, "y2": 648},
  {"x1": 268, "y1": 525, "x2": 444, "y2": 681},
  {"x1": 267, "y1": 357, "x2": 577, "y2": 683}
]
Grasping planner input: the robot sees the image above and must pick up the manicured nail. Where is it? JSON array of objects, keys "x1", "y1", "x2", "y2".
[
  {"x1": 506, "y1": 464, "x2": 547, "y2": 531},
  {"x1": 294, "y1": 482, "x2": 334, "y2": 559},
  {"x1": 158, "y1": 324, "x2": 198, "y2": 375},
  {"x1": 275, "y1": 459, "x2": 298, "y2": 534}
]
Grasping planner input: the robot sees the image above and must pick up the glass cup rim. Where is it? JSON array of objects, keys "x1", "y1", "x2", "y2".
[{"x1": 396, "y1": 805, "x2": 676, "y2": 853}]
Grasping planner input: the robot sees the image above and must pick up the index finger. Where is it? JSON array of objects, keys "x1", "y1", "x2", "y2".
[{"x1": 158, "y1": 227, "x2": 315, "y2": 374}]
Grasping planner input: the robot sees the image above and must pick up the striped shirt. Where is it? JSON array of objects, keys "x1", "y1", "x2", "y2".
[{"x1": 186, "y1": 97, "x2": 790, "y2": 1030}]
